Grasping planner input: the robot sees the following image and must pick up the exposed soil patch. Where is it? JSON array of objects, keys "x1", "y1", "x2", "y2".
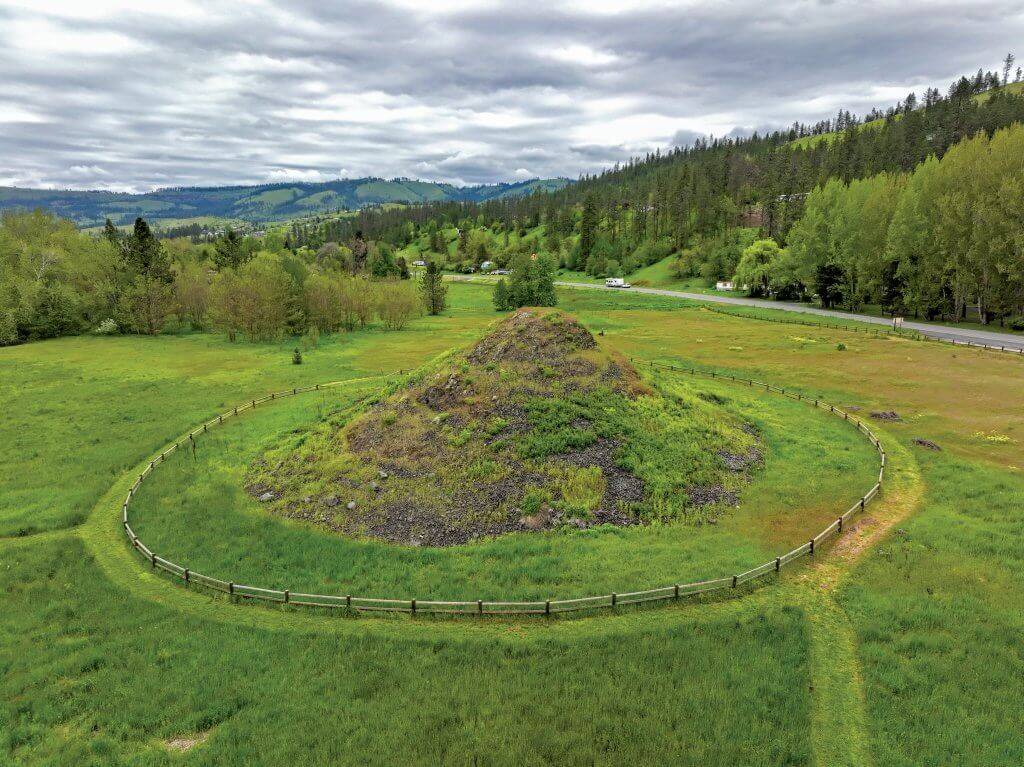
[
  {"x1": 164, "y1": 731, "x2": 210, "y2": 752},
  {"x1": 687, "y1": 485, "x2": 739, "y2": 508},
  {"x1": 249, "y1": 309, "x2": 758, "y2": 546},
  {"x1": 869, "y1": 410, "x2": 902, "y2": 422},
  {"x1": 718, "y1": 446, "x2": 763, "y2": 472}
]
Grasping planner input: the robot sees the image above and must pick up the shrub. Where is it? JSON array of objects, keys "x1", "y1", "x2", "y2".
[
  {"x1": 210, "y1": 254, "x2": 295, "y2": 342},
  {"x1": 561, "y1": 466, "x2": 605, "y2": 514},
  {"x1": 292, "y1": 347, "x2": 303, "y2": 365},
  {"x1": 492, "y1": 278, "x2": 510, "y2": 311},
  {"x1": 173, "y1": 261, "x2": 210, "y2": 329},
  {"x1": 304, "y1": 272, "x2": 346, "y2": 333},
  {"x1": 376, "y1": 281, "x2": 421, "y2": 330},
  {"x1": 338, "y1": 276, "x2": 375, "y2": 330},
  {"x1": 520, "y1": 488, "x2": 551, "y2": 516},
  {"x1": 93, "y1": 318, "x2": 118, "y2": 335}
]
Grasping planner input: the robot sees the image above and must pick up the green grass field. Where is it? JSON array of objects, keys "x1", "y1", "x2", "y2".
[{"x1": 3, "y1": 282, "x2": 1023, "y2": 765}]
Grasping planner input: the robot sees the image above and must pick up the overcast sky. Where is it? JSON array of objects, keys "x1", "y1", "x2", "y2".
[{"x1": 1, "y1": 0, "x2": 1022, "y2": 192}]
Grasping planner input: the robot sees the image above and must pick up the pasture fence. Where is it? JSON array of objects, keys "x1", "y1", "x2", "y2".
[
  {"x1": 701, "y1": 304, "x2": 1024, "y2": 355},
  {"x1": 121, "y1": 362, "x2": 886, "y2": 616}
]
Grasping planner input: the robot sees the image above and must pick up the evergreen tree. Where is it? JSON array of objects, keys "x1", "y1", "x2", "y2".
[
  {"x1": 102, "y1": 218, "x2": 121, "y2": 249},
  {"x1": 214, "y1": 228, "x2": 246, "y2": 270},
  {"x1": 350, "y1": 231, "x2": 368, "y2": 273},
  {"x1": 419, "y1": 261, "x2": 447, "y2": 315},
  {"x1": 579, "y1": 194, "x2": 598, "y2": 262},
  {"x1": 123, "y1": 217, "x2": 170, "y2": 281}
]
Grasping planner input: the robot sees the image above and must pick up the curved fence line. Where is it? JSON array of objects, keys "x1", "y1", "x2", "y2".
[
  {"x1": 701, "y1": 305, "x2": 922, "y2": 340},
  {"x1": 121, "y1": 362, "x2": 886, "y2": 616}
]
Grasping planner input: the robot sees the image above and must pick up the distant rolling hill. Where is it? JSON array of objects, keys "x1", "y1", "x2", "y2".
[{"x1": 0, "y1": 176, "x2": 571, "y2": 228}]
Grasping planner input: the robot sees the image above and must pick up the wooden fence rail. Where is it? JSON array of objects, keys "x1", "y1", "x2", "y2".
[
  {"x1": 702, "y1": 304, "x2": 1024, "y2": 355},
  {"x1": 122, "y1": 361, "x2": 886, "y2": 617}
]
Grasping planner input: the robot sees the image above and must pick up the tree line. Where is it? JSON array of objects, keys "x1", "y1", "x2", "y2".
[
  {"x1": 4, "y1": 62, "x2": 1022, "y2": 339},
  {"x1": 0, "y1": 213, "x2": 441, "y2": 346},
  {"x1": 770, "y1": 122, "x2": 1024, "y2": 324}
]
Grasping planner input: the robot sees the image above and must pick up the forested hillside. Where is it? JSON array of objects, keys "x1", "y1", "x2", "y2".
[
  {"x1": 0, "y1": 177, "x2": 568, "y2": 228},
  {"x1": 300, "y1": 68, "x2": 1024, "y2": 326},
  {"x1": 4, "y1": 66, "x2": 1024, "y2": 347}
]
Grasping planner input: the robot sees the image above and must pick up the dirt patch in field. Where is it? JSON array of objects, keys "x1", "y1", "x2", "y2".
[
  {"x1": 164, "y1": 731, "x2": 210, "y2": 752},
  {"x1": 869, "y1": 410, "x2": 902, "y2": 422}
]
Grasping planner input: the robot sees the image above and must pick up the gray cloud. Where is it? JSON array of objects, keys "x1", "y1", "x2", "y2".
[{"x1": 0, "y1": 0, "x2": 1022, "y2": 191}]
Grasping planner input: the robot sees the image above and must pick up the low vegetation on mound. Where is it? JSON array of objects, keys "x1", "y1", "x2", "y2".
[{"x1": 248, "y1": 309, "x2": 761, "y2": 545}]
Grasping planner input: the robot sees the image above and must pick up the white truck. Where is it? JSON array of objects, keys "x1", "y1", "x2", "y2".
[{"x1": 605, "y1": 277, "x2": 631, "y2": 289}]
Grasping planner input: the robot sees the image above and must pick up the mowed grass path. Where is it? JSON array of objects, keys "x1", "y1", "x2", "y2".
[{"x1": 2, "y1": 283, "x2": 1023, "y2": 765}]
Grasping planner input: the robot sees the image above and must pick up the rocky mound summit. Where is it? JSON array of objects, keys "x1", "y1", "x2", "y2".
[{"x1": 248, "y1": 309, "x2": 760, "y2": 546}]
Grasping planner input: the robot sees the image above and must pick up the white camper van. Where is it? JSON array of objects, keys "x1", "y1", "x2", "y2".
[{"x1": 605, "y1": 277, "x2": 631, "y2": 289}]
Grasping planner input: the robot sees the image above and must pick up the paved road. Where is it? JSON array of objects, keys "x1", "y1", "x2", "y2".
[{"x1": 552, "y1": 281, "x2": 1024, "y2": 353}]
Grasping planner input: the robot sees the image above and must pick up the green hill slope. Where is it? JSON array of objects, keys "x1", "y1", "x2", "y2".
[{"x1": 0, "y1": 176, "x2": 571, "y2": 228}]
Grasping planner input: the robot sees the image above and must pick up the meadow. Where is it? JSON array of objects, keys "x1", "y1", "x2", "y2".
[{"x1": 2, "y1": 282, "x2": 1023, "y2": 765}]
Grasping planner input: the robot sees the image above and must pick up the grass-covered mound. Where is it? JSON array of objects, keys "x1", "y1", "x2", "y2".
[{"x1": 248, "y1": 309, "x2": 760, "y2": 546}]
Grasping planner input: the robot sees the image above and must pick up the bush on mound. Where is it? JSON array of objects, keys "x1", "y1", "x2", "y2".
[{"x1": 248, "y1": 309, "x2": 761, "y2": 546}]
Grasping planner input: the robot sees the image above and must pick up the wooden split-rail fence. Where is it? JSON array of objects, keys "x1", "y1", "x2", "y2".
[{"x1": 122, "y1": 362, "x2": 886, "y2": 616}]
